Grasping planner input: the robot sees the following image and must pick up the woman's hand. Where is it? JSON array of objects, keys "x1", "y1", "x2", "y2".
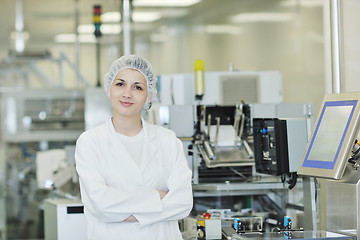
[
  {"x1": 123, "y1": 215, "x2": 138, "y2": 222},
  {"x1": 157, "y1": 189, "x2": 168, "y2": 199}
]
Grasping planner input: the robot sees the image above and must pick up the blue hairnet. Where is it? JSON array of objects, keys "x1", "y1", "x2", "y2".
[{"x1": 103, "y1": 55, "x2": 157, "y2": 101}]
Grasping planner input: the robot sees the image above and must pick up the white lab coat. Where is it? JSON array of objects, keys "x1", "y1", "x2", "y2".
[{"x1": 75, "y1": 118, "x2": 193, "y2": 240}]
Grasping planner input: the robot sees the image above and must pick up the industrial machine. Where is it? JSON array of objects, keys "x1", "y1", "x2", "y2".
[
  {"x1": 154, "y1": 70, "x2": 317, "y2": 234},
  {"x1": 165, "y1": 102, "x2": 314, "y2": 185},
  {"x1": 154, "y1": 101, "x2": 315, "y2": 237},
  {"x1": 155, "y1": 70, "x2": 286, "y2": 185},
  {"x1": 193, "y1": 104, "x2": 254, "y2": 173},
  {"x1": 0, "y1": 89, "x2": 85, "y2": 239},
  {"x1": 226, "y1": 215, "x2": 354, "y2": 240},
  {"x1": 0, "y1": 46, "x2": 99, "y2": 239},
  {"x1": 157, "y1": 71, "x2": 283, "y2": 106},
  {"x1": 229, "y1": 230, "x2": 355, "y2": 239},
  {"x1": 212, "y1": 91, "x2": 360, "y2": 239}
]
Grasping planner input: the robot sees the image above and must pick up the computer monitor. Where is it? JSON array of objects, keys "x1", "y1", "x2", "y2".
[{"x1": 297, "y1": 92, "x2": 360, "y2": 179}]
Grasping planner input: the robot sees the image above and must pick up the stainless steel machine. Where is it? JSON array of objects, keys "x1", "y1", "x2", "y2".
[{"x1": 155, "y1": 70, "x2": 318, "y2": 235}]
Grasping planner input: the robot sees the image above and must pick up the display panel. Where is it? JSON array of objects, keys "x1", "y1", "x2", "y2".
[{"x1": 298, "y1": 92, "x2": 360, "y2": 179}]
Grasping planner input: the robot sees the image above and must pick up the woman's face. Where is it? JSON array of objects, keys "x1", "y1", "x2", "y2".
[{"x1": 110, "y1": 68, "x2": 148, "y2": 118}]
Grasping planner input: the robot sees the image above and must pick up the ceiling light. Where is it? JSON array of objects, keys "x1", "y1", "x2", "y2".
[
  {"x1": 78, "y1": 24, "x2": 121, "y2": 34},
  {"x1": 102, "y1": 11, "x2": 121, "y2": 22},
  {"x1": 75, "y1": 34, "x2": 97, "y2": 43},
  {"x1": 101, "y1": 11, "x2": 161, "y2": 23},
  {"x1": 133, "y1": 12, "x2": 161, "y2": 22},
  {"x1": 78, "y1": 24, "x2": 94, "y2": 34},
  {"x1": 54, "y1": 34, "x2": 75, "y2": 43},
  {"x1": 54, "y1": 34, "x2": 96, "y2": 43},
  {"x1": 101, "y1": 24, "x2": 121, "y2": 34},
  {"x1": 205, "y1": 25, "x2": 243, "y2": 35},
  {"x1": 230, "y1": 12, "x2": 294, "y2": 23},
  {"x1": 133, "y1": 0, "x2": 201, "y2": 7}
]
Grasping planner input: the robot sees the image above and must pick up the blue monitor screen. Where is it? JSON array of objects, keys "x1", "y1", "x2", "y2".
[{"x1": 302, "y1": 100, "x2": 358, "y2": 170}]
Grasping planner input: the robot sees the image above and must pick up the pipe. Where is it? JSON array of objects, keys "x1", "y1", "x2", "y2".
[
  {"x1": 329, "y1": 0, "x2": 343, "y2": 93},
  {"x1": 96, "y1": 40, "x2": 101, "y2": 87},
  {"x1": 207, "y1": 114, "x2": 211, "y2": 138},
  {"x1": 122, "y1": 0, "x2": 132, "y2": 55},
  {"x1": 15, "y1": 0, "x2": 25, "y2": 53},
  {"x1": 74, "y1": 0, "x2": 81, "y2": 88}
]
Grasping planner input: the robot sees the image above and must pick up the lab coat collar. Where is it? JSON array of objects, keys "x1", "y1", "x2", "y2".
[
  {"x1": 139, "y1": 118, "x2": 158, "y2": 173},
  {"x1": 141, "y1": 118, "x2": 156, "y2": 142}
]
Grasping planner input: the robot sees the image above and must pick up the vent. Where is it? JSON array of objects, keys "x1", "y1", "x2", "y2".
[{"x1": 220, "y1": 74, "x2": 259, "y2": 105}]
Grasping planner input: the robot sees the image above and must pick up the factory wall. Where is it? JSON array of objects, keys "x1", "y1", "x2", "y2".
[
  {"x1": 342, "y1": 0, "x2": 360, "y2": 93},
  {"x1": 147, "y1": 4, "x2": 325, "y2": 113}
]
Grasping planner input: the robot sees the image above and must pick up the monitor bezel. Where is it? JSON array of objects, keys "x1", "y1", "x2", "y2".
[{"x1": 298, "y1": 92, "x2": 360, "y2": 179}]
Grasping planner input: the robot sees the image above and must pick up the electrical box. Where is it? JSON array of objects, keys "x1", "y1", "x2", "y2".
[{"x1": 253, "y1": 118, "x2": 308, "y2": 175}]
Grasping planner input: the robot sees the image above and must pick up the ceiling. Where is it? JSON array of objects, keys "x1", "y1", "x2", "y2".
[{"x1": 0, "y1": 0, "x2": 315, "y2": 57}]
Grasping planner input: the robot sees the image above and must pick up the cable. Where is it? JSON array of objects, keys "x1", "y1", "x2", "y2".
[
  {"x1": 281, "y1": 174, "x2": 286, "y2": 183},
  {"x1": 280, "y1": 172, "x2": 298, "y2": 189},
  {"x1": 229, "y1": 167, "x2": 247, "y2": 179},
  {"x1": 288, "y1": 173, "x2": 297, "y2": 190},
  {"x1": 20, "y1": 142, "x2": 36, "y2": 158},
  {"x1": 314, "y1": 177, "x2": 319, "y2": 203}
]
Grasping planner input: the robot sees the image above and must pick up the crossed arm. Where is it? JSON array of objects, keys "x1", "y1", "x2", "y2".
[{"x1": 122, "y1": 189, "x2": 168, "y2": 222}]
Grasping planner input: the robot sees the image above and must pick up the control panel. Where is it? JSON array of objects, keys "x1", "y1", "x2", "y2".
[{"x1": 253, "y1": 118, "x2": 289, "y2": 175}]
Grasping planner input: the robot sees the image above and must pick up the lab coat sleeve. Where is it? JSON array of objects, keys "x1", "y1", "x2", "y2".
[
  {"x1": 134, "y1": 137, "x2": 193, "y2": 226},
  {"x1": 75, "y1": 131, "x2": 162, "y2": 223}
]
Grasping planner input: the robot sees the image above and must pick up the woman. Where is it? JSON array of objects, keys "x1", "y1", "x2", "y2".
[{"x1": 75, "y1": 55, "x2": 193, "y2": 240}]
